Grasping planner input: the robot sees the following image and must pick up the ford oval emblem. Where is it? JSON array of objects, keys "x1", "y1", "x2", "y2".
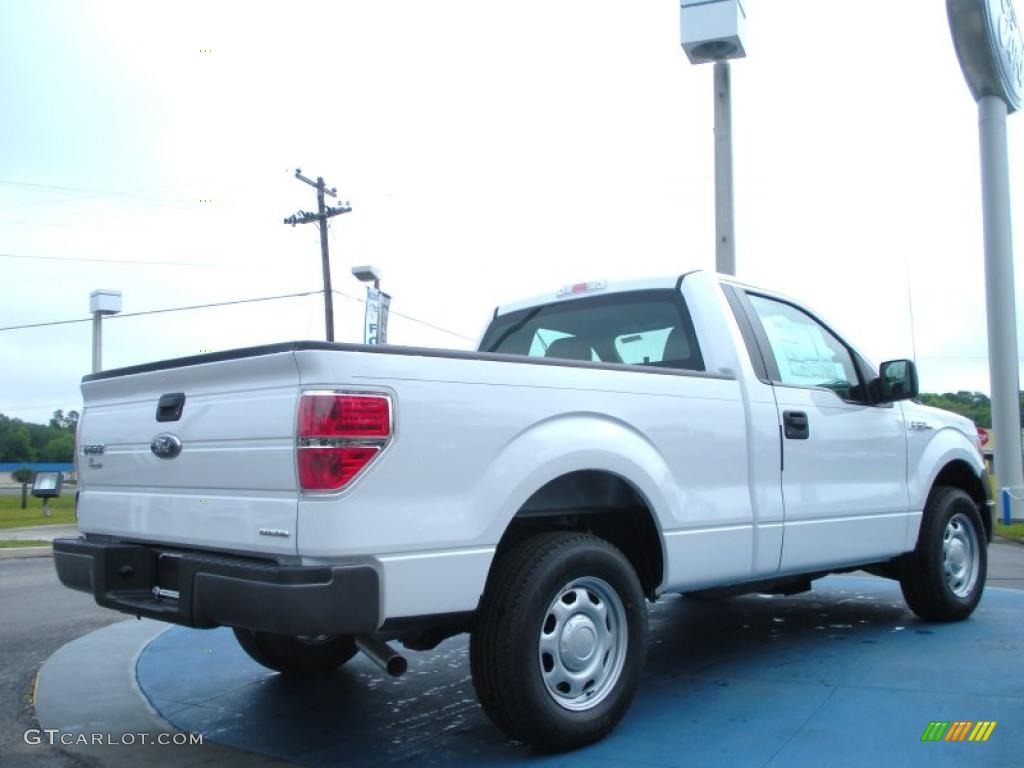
[{"x1": 151, "y1": 433, "x2": 182, "y2": 459}]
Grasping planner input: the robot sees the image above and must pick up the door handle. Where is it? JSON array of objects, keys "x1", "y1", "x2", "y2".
[
  {"x1": 783, "y1": 410, "x2": 809, "y2": 440},
  {"x1": 156, "y1": 392, "x2": 186, "y2": 422}
]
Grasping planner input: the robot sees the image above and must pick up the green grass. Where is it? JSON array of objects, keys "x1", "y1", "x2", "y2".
[
  {"x1": 0, "y1": 494, "x2": 76, "y2": 529},
  {"x1": 995, "y1": 521, "x2": 1024, "y2": 543},
  {"x1": 0, "y1": 539, "x2": 51, "y2": 549}
]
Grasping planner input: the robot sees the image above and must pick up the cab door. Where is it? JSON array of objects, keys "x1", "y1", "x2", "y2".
[{"x1": 739, "y1": 291, "x2": 909, "y2": 572}]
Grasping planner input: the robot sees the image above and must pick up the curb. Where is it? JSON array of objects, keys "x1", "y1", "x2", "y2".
[
  {"x1": 994, "y1": 533, "x2": 1024, "y2": 547},
  {"x1": 0, "y1": 523, "x2": 76, "y2": 531},
  {"x1": 0, "y1": 546, "x2": 53, "y2": 559}
]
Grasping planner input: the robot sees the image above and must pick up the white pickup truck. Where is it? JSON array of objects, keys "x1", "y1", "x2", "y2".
[{"x1": 55, "y1": 270, "x2": 992, "y2": 750}]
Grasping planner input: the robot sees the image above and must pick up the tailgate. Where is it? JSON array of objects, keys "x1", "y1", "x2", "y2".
[{"x1": 77, "y1": 350, "x2": 300, "y2": 556}]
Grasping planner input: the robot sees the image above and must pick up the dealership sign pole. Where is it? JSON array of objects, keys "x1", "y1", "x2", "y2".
[{"x1": 948, "y1": 0, "x2": 1024, "y2": 516}]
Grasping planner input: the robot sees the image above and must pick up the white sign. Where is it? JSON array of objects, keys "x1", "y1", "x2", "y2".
[{"x1": 363, "y1": 288, "x2": 391, "y2": 345}]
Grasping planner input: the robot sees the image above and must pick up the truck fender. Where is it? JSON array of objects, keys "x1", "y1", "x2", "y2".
[{"x1": 907, "y1": 428, "x2": 988, "y2": 548}]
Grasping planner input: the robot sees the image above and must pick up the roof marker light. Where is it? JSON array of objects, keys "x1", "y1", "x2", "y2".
[{"x1": 557, "y1": 280, "x2": 607, "y2": 298}]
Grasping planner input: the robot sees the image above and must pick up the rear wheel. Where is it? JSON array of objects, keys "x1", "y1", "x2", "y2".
[
  {"x1": 470, "y1": 532, "x2": 647, "y2": 751},
  {"x1": 232, "y1": 628, "x2": 357, "y2": 675},
  {"x1": 899, "y1": 486, "x2": 987, "y2": 622}
]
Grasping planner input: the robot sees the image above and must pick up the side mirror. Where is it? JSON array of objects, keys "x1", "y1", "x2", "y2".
[{"x1": 877, "y1": 359, "x2": 919, "y2": 402}]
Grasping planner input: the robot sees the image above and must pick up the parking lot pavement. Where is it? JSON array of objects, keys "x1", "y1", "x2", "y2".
[
  {"x1": 130, "y1": 574, "x2": 1021, "y2": 767},
  {"x1": 0, "y1": 557, "x2": 124, "y2": 767},
  {"x1": 35, "y1": 620, "x2": 294, "y2": 768},
  {"x1": 18, "y1": 534, "x2": 1024, "y2": 767}
]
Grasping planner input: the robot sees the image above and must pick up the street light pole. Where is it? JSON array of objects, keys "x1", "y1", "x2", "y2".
[
  {"x1": 89, "y1": 289, "x2": 122, "y2": 374},
  {"x1": 713, "y1": 60, "x2": 736, "y2": 276},
  {"x1": 91, "y1": 312, "x2": 102, "y2": 374},
  {"x1": 352, "y1": 265, "x2": 390, "y2": 345},
  {"x1": 680, "y1": 0, "x2": 748, "y2": 276}
]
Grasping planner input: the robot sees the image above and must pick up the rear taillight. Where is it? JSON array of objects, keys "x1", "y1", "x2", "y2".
[
  {"x1": 297, "y1": 393, "x2": 391, "y2": 491},
  {"x1": 299, "y1": 393, "x2": 390, "y2": 438}
]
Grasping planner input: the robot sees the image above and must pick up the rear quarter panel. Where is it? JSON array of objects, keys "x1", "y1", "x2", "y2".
[{"x1": 293, "y1": 349, "x2": 752, "y2": 615}]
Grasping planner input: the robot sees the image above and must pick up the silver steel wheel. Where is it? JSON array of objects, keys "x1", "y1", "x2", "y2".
[
  {"x1": 943, "y1": 512, "x2": 980, "y2": 598},
  {"x1": 538, "y1": 576, "x2": 628, "y2": 712}
]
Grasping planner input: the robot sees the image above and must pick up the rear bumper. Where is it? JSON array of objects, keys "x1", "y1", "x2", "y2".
[{"x1": 53, "y1": 537, "x2": 380, "y2": 636}]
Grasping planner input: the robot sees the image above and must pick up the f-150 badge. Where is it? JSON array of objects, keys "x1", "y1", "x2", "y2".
[{"x1": 82, "y1": 443, "x2": 104, "y2": 468}]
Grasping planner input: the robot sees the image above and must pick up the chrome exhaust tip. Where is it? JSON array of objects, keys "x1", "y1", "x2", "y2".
[{"x1": 355, "y1": 634, "x2": 407, "y2": 677}]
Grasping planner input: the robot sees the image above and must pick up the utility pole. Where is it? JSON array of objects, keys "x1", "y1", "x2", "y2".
[{"x1": 283, "y1": 169, "x2": 352, "y2": 342}]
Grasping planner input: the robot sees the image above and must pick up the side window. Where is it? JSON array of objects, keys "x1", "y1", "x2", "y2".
[{"x1": 747, "y1": 294, "x2": 864, "y2": 402}]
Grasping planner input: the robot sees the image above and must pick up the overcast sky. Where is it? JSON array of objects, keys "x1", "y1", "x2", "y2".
[{"x1": 1, "y1": 0, "x2": 1022, "y2": 424}]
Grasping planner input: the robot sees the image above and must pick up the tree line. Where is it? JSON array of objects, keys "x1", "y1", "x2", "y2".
[
  {"x1": 0, "y1": 410, "x2": 78, "y2": 463},
  {"x1": 914, "y1": 391, "x2": 1024, "y2": 430}
]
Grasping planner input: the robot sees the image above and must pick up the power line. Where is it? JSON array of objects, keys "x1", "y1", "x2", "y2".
[
  {"x1": 0, "y1": 179, "x2": 209, "y2": 232},
  {"x1": 0, "y1": 285, "x2": 475, "y2": 343},
  {"x1": 0, "y1": 199, "x2": 211, "y2": 234},
  {"x1": 332, "y1": 289, "x2": 476, "y2": 342},
  {"x1": 0, "y1": 179, "x2": 143, "y2": 196},
  {"x1": 0, "y1": 252, "x2": 245, "y2": 269},
  {"x1": 0, "y1": 178, "x2": 198, "y2": 201},
  {"x1": 0, "y1": 290, "x2": 325, "y2": 332}
]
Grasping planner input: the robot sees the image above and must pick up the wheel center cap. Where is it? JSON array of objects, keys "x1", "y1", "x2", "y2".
[
  {"x1": 948, "y1": 539, "x2": 966, "y2": 571},
  {"x1": 560, "y1": 615, "x2": 597, "y2": 671}
]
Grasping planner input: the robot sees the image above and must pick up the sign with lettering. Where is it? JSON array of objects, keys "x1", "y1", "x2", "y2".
[
  {"x1": 363, "y1": 288, "x2": 392, "y2": 345},
  {"x1": 949, "y1": 0, "x2": 1024, "y2": 111}
]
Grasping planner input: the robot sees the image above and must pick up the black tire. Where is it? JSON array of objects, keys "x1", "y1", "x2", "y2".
[
  {"x1": 899, "y1": 486, "x2": 987, "y2": 622},
  {"x1": 232, "y1": 629, "x2": 357, "y2": 675},
  {"x1": 470, "y1": 532, "x2": 647, "y2": 751}
]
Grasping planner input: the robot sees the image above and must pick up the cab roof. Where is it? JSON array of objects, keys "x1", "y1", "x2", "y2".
[{"x1": 494, "y1": 274, "x2": 693, "y2": 317}]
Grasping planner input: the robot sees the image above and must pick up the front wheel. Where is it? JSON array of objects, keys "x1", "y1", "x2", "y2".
[
  {"x1": 233, "y1": 628, "x2": 357, "y2": 675},
  {"x1": 899, "y1": 486, "x2": 987, "y2": 622},
  {"x1": 470, "y1": 532, "x2": 647, "y2": 751}
]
